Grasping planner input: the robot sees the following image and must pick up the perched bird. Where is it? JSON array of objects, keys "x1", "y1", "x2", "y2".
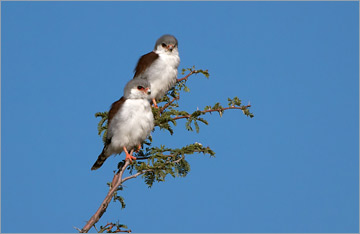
[
  {"x1": 91, "y1": 79, "x2": 154, "y2": 170},
  {"x1": 133, "y1": 34, "x2": 180, "y2": 108}
]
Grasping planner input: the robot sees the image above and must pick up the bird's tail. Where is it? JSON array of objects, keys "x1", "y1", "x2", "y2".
[{"x1": 91, "y1": 150, "x2": 108, "y2": 170}]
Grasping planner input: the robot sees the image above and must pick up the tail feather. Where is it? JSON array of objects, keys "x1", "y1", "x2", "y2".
[{"x1": 91, "y1": 150, "x2": 108, "y2": 170}]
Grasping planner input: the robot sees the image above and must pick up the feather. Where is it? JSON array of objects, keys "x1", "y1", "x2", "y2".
[
  {"x1": 133, "y1": 52, "x2": 159, "y2": 78},
  {"x1": 108, "y1": 97, "x2": 126, "y2": 126}
]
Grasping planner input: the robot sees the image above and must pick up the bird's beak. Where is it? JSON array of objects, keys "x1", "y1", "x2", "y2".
[
  {"x1": 144, "y1": 87, "x2": 151, "y2": 95},
  {"x1": 167, "y1": 44, "x2": 174, "y2": 52}
]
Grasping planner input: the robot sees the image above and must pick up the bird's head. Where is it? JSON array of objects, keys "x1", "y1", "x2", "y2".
[
  {"x1": 124, "y1": 79, "x2": 152, "y2": 100},
  {"x1": 154, "y1": 34, "x2": 178, "y2": 54}
]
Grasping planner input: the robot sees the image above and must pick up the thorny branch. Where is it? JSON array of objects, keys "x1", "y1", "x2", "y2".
[
  {"x1": 81, "y1": 155, "x2": 186, "y2": 233},
  {"x1": 159, "y1": 96, "x2": 179, "y2": 113},
  {"x1": 99, "y1": 223, "x2": 131, "y2": 233},
  {"x1": 173, "y1": 105, "x2": 252, "y2": 120},
  {"x1": 121, "y1": 170, "x2": 152, "y2": 184},
  {"x1": 176, "y1": 70, "x2": 196, "y2": 82},
  {"x1": 80, "y1": 160, "x2": 130, "y2": 233}
]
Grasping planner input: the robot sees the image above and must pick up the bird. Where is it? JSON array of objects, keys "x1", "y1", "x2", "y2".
[
  {"x1": 91, "y1": 78, "x2": 154, "y2": 170},
  {"x1": 133, "y1": 34, "x2": 180, "y2": 108}
]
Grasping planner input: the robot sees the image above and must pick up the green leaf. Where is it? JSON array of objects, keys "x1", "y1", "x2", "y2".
[
  {"x1": 113, "y1": 194, "x2": 126, "y2": 209},
  {"x1": 194, "y1": 120, "x2": 200, "y2": 133}
]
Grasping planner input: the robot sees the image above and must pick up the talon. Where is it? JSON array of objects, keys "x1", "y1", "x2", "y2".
[
  {"x1": 123, "y1": 148, "x2": 137, "y2": 162},
  {"x1": 125, "y1": 154, "x2": 137, "y2": 162}
]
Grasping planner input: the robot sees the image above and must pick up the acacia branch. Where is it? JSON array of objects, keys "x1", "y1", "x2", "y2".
[
  {"x1": 160, "y1": 96, "x2": 179, "y2": 113},
  {"x1": 173, "y1": 105, "x2": 252, "y2": 120},
  {"x1": 80, "y1": 160, "x2": 130, "y2": 233},
  {"x1": 176, "y1": 70, "x2": 195, "y2": 82},
  {"x1": 131, "y1": 153, "x2": 177, "y2": 162},
  {"x1": 171, "y1": 157, "x2": 184, "y2": 164},
  {"x1": 80, "y1": 154, "x2": 185, "y2": 233},
  {"x1": 121, "y1": 169, "x2": 152, "y2": 184},
  {"x1": 100, "y1": 222, "x2": 131, "y2": 233},
  {"x1": 123, "y1": 155, "x2": 184, "y2": 180}
]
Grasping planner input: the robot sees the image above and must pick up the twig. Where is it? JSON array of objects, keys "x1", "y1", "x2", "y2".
[
  {"x1": 173, "y1": 105, "x2": 252, "y2": 120},
  {"x1": 99, "y1": 222, "x2": 132, "y2": 233},
  {"x1": 176, "y1": 70, "x2": 195, "y2": 82},
  {"x1": 173, "y1": 157, "x2": 184, "y2": 164},
  {"x1": 80, "y1": 160, "x2": 130, "y2": 233},
  {"x1": 121, "y1": 170, "x2": 152, "y2": 184},
  {"x1": 131, "y1": 153, "x2": 176, "y2": 161},
  {"x1": 160, "y1": 96, "x2": 179, "y2": 113},
  {"x1": 103, "y1": 223, "x2": 113, "y2": 232},
  {"x1": 74, "y1": 226, "x2": 82, "y2": 232}
]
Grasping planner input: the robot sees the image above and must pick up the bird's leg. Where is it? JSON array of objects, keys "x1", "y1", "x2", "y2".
[
  {"x1": 152, "y1": 98, "x2": 158, "y2": 108},
  {"x1": 135, "y1": 144, "x2": 141, "y2": 152},
  {"x1": 123, "y1": 147, "x2": 137, "y2": 162}
]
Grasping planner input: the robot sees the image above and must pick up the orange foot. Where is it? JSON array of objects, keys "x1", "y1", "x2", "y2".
[
  {"x1": 123, "y1": 147, "x2": 137, "y2": 162},
  {"x1": 152, "y1": 98, "x2": 158, "y2": 108}
]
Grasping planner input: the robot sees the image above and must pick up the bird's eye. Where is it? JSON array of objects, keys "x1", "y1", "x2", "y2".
[
  {"x1": 137, "y1": 86, "x2": 144, "y2": 90},
  {"x1": 161, "y1": 43, "x2": 166, "y2": 48}
]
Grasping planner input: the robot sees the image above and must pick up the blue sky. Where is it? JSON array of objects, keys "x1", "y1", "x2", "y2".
[{"x1": 1, "y1": 1, "x2": 359, "y2": 233}]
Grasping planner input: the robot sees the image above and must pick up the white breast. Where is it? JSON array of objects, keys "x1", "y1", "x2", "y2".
[
  {"x1": 144, "y1": 52, "x2": 180, "y2": 99},
  {"x1": 106, "y1": 99, "x2": 154, "y2": 156}
]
